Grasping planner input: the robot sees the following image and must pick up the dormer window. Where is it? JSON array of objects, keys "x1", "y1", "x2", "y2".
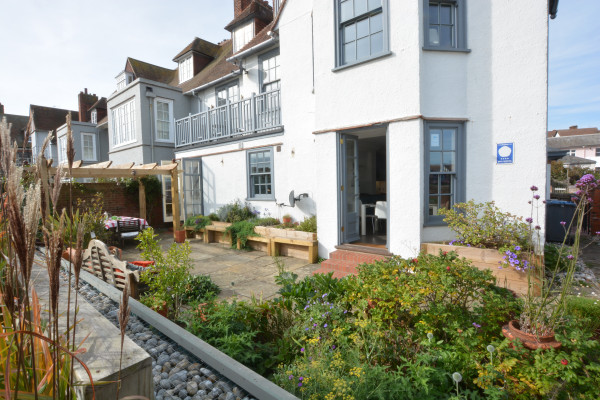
[
  {"x1": 233, "y1": 21, "x2": 254, "y2": 52},
  {"x1": 116, "y1": 72, "x2": 134, "y2": 91},
  {"x1": 91, "y1": 110, "x2": 97, "y2": 124},
  {"x1": 179, "y1": 56, "x2": 193, "y2": 83}
]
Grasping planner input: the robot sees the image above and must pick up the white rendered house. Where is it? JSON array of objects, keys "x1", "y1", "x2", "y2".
[{"x1": 172, "y1": 0, "x2": 553, "y2": 260}]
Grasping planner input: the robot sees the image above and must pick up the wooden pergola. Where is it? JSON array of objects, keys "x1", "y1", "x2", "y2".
[{"x1": 36, "y1": 158, "x2": 181, "y2": 238}]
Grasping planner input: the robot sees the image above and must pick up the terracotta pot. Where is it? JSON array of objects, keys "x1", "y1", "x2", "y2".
[
  {"x1": 502, "y1": 320, "x2": 561, "y2": 350},
  {"x1": 174, "y1": 230, "x2": 186, "y2": 243},
  {"x1": 154, "y1": 304, "x2": 168, "y2": 318},
  {"x1": 283, "y1": 217, "x2": 292, "y2": 224}
]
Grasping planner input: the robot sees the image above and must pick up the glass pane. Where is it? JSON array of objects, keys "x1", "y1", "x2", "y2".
[
  {"x1": 344, "y1": 43, "x2": 356, "y2": 63},
  {"x1": 440, "y1": 25, "x2": 453, "y2": 47},
  {"x1": 430, "y1": 129, "x2": 442, "y2": 150},
  {"x1": 357, "y1": 18, "x2": 369, "y2": 38},
  {"x1": 429, "y1": 196, "x2": 439, "y2": 216},
  {"x1": 429, "y1": 175, "x2": 439, "y2": 195},
  {"x1": 355, "y1": 0, "x2": 367, "y2": 16},
  {"x1": 371, "y1": 32, "x2": 383, "y2": 54},
  {"x1": 340, "y1": 0, "x2": 354, "y2": 21},
  {"x1": 440, "y1": 195, "x2": 452, "y2": 211},
  {"x1": 368, "y1": 0, "x2": 382, "y2": 11},
  {"x1": 356, "y1": 37, "x2": 370, "y2": 59},
  {"x1": 429, "y1": 152, "x2": 441, "y2": 172},
  {"x1": 370, "y1": 12, "x2": 383, "y2": 33},
  {"x1": 429, "y1": 4, "x2": 439, "y2": 24},
  {"x1": 442, "y1": 152, "x2": 455, "y2": 172},
  {"x1": 344, "y1": 24, "x2": 356, "y2": 43},
  {"x1": 440, "y1": 4, "x2": 452, "y2": 24},
  {"x1": 443, "y1": 129, "x2": 456, "y2": 150},
  {"x1": 440, "y1": 174, "x2": 452, "y2": 194},
  {"x1": 428, "y1": 27, "x2": 440, "y2": 46}
]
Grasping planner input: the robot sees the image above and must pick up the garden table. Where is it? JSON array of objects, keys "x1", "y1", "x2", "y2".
[{"x1": 104, "y1": 216, "x2": 149, "y2": 230}]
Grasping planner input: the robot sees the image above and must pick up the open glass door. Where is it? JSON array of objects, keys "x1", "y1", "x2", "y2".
[
  {"x1": 340, "y1": 134, "x2": 360, "y2": 243},
  {"x1": 182, "y1": 158, "x2": 203, "y2": 220},
  {"x1": 161, "y1": 160, "x2": 183, "y2": 223}
]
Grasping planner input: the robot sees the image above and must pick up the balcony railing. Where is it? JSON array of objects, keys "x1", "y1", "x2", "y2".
[{"x1": 175, "y1": 89, "x2": 282, "y2": 148}]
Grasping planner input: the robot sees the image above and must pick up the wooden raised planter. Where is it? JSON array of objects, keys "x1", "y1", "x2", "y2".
[
  {"x1": 421, "y1": 243, "x2": 539, "y2": 296},
  {"x1": 204, "y1": 222, "x2": 233, "y2": 245}
]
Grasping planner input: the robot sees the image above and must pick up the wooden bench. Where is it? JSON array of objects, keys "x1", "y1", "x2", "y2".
[
  {"x1": 204, "y1": 224, "x2": 233, "y2": 246},
  {"x1": 270, "y1": 237, "x2": 319, "y2": 263},
  {"x1": 237, "y1": 235, "x2": 272, "y2": 255}
]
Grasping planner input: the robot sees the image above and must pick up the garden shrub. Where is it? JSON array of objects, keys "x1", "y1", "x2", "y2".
[
  {"x1": 544, "y1": 242, "x2": 573, "y2": 273},
  {"x1": 181, "y1": 275, "x2": 220, "y2": 303},
  {"x1": 226, "y1": 219, "x2": 259, "y2": 248},
  {"x1": 253, "y1": 217, "x2": 280, "y2": 226},
  {"x1": 217, "y1": 200, "x2": 255, "y2": 223},
  {"x1": 208, "y1": 213, "x2": 220, "y2": 221},
  {"x1": 184, "y1": 215, "x2": 211, "y2": 230},
  {"x1": 439, "y1": 200, "x2": 529, "y2": 249},
  {"x1": 296, "y1": 215, "x2": 317, "y2": 233},
  {"x1": 565, "y1": 296, "x2": 600, "y2": 335}
]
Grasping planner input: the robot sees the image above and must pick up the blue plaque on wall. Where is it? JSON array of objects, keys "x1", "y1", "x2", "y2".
[{"x1": 497, "y1": 143, "x2": 514, "y2": 164}]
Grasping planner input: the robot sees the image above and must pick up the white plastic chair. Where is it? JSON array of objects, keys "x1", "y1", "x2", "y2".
[{"x1": 373, "y1": 201, "x2": 387, "y2": 233}]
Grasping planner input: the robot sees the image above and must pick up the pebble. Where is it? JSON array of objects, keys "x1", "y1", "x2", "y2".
[
  {"x1": 160, "y1": 379, "x2": 172, "y2": 389},
  {"x1": 199, "y1": 380, "x2": 213, "y2": 390},
  {"x1": 187, "y1": 381, "x2": 199, "y2": 396},
  {"x1": 157, "y1": 354, "x2": 170, "y2": 366}
]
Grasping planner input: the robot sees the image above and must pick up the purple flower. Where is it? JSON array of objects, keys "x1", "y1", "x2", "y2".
[
  {"x1": 560, "y1": 221, "x2": 566, "y2": 226},
  {"x1": 567, "y1": 255, "x2": 574, "y2": 260},
  {"x1": 473, "y1": 322, "x2": 481, "y2": 328},
  {"x1": 289, "y1": 375, "x2": 294, "y2": 380},
  {"x1": 530, "y1": 185, "x2": 538, "y2": 191},
  {"x1": 526, "y1": 217, "x2": 533, "y2": 224},
  {"x1": 324, "y1": 323, "x2": 328, "y2": 328},
  {"x1": 301, "y1": 347, "x2": 305, "y2": 352},
  {"x1": 534, "y1": 194, "x2": 540, "y2": 200},
  {"x1": 304, "y1": 305, "x2": 309, "y2": 310},
  {"x1": 299, "y1": 377, "x2": 304, "y2": 381},
  {"x1": 298, "y1": 383, "x2": 302, "y2": 387},
  {"x1": 535, "y1": 225, "x2": 541, "y2": 230},
  {"x1": 332, "y1": 345, "x2": 336, "y2": 350},
  {"x1": 313, "y1": 323, "x2": 317, "y2": 328},
  {"x1": 322, "y1": 293, "x2": 328, "y2": 298},
  {"x1": 343, "y1": 310, "x2": 348, "y2": 314},
  {"x1": 305, "y1": 327, "x2": 309, "y2": 331},
  {"x1": 514, "y1": 246, "x2": 521, "y2": 251}
]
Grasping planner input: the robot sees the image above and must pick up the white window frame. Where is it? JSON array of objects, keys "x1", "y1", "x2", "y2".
[
  {"x1": 111, "y1": 98, "x2": 137, "y2": 148},
  {"x1": 179, "y1": 56, "x2": 193, "y2": 83},
  {"x1": 247, "y1": 147, "x2": 275, "y2": 200},
  {"x1": 595, "y1": 148, "x2": 600, "y2": 157},
  {"x1": 566, "y1": 149, "x2": 576, "y2": 156},
  {"x1": 81, "y1": 132, "x2": 97, "y2": 162},
  {"x1": 259, "y1": 49, "x2": 281, "y2": 93},
  {"x1": 91, "y1": 110, "x2": 97, "y2": 124},
  {"x1": 154, "y1": 98, "x2": 174, "y2": 142},
  {"x1": 116, "y1": 72, "x2": 134, "y2": 91},
  {"x1": 58, "y1": 136, "x2": 67, "y2": 164},
  {"x1": 233, "y1": 21, "x2": 254, "y2": 53}
]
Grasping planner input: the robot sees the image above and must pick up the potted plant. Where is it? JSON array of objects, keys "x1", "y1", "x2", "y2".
[
  {"x1": 502, "y1": 176, "x2": 599, "y2": 349},
  {"x1": 282, "y1": 214, "x2": 292, "y2": 224}
]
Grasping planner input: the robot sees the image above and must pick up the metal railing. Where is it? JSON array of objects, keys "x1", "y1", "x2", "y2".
[{"x1": 175, "y1": 89, "x2": 282, "y2": 148}]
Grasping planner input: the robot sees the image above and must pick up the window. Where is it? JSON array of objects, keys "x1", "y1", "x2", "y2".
[
  {"x1": 336, "y1": 0, "x2": 388, "y2": 67},
  {"x1": 179, "y1": 56, "x2": 193, "y2": 83},
  {"x1": 116, "y1": 72, "x2": 134, "y2": 90},
  {"x1": 111, "y1": 99, "x2": 136, "y2": 147},
  {"x1": 58, "y1": 136, "x2": 67, "y2": 164},
  {"x1": 424, "y1": 0, "x2": 468, "y2": 51},
  {"x1": 424, "y1": 122, "x2": 465, "y2": 224},
  {"x1": 247, "y1": 148, "x2": 274, "y2": 200},
  {"x1": 596, "y1": 148, "x2": 600, "y2": 157},
  {"x1": 91, "y1": 110, "x2": 97, "y2": 124},
  {"x1": 216, "y1": 81, "x2": 240, "y2": 107},
  {"x1": 233, "y1": 21, "x2": 254, "y2": 53},
  {"x1": 155, "y1": 98, "x2": 174, "y2": 142},
  {"x1": 81, "y1": 133, "x2": 96, "y2": 161},
  {"x1": 566, "y1": 149, "x2": 576, "y2": 156},
  {"x1": 259, "y1": 49, "x2": 281, "y2": 93}
]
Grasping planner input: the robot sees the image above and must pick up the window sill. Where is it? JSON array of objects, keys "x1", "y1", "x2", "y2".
[
  {"x1": 332, "y1": 51, "x2": 393, "y2": 72},
  {"x1": 422, "y1": 46, "x2": 471, "y2": 53},
  {"x1": 155, "y1": 138, "x2": 175, "y2": 144},
  {"x1": 423, "y1": 220, "x2": 448, "y2": 228},
  {"x1": 246, "y1": 197, "x2": 275, "y2": 202},
  {"x1": 112, "y1": 140, "x2": 137, "y2": 149}
]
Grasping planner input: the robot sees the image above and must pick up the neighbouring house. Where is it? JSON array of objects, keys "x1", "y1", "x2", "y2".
[
  {"x1": 547, "y1": 127, "x2": 600, "y2": 169},
  {"x1": 55, "y1": 89, "x2": 109, "y2": 168},
  {"x1": 0, "y1": 102, "x2": 31, "y2": 165},
  {"x1": 165, "y1": 0, "x2": 552, "y2": 259},
  {"x1": 28, "y1": 105, "x2": 79, "y2": 164}
]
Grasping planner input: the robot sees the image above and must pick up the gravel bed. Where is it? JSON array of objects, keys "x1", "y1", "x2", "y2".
[{"x1": 76, "y1": 281, "x2": 256, "y2": 400}]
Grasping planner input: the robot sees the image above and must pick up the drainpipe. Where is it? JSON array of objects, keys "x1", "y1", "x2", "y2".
[{"x1": 146, "y1": 87, "x2": 156, "y2": 163}]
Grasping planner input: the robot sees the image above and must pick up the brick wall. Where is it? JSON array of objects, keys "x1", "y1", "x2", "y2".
[
  {"x1": 55, "y1": 182, "x2": 165, "y2": 227},
  {"x1": 234, "y1": 0, "x2": 252, "y2": 17}
]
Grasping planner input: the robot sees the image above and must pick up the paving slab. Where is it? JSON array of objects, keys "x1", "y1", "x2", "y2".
[{"x1": 120, "y1": 229, "x2": 321, "y2": 301}]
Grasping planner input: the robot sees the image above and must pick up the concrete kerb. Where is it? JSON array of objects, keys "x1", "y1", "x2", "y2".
[{"x1": 79, "y1": 269, "x2": 300, "y2": 400}]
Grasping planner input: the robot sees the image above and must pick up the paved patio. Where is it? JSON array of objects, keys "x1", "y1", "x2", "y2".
[{"x1": 120, "y1": 229, "x2": 321, "y2": 301}]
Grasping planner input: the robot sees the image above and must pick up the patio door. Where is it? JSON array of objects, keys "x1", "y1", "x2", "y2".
[
  {"x1": 340, "y1": 134, "x2": 360, "y2": 243},
  {"x1": 161, "y1": 160, "x2": 183, "y2": 223},
  {"x1": 182, "y1": 158, "x2": 203, "y2": 220}
]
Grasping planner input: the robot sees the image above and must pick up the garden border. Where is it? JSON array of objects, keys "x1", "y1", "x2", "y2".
[{"x1": 78, "y1": 269, "x2": 299, "y2": 400}]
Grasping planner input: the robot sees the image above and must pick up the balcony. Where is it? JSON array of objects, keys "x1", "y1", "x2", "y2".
[{"x1": 175, "y1": 89, "x2": 282, "y2": 148}]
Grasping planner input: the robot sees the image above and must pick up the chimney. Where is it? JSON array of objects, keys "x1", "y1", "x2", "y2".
[
  {"x1": 569, "y1": 125, "x2": 578, "y2": 130},
  {"x1": 234, "y1": 0, "x2": 252, "y2": 17},
  {"x1": 0, "y1": 102, "x2": 4, "y2": 115},
  {"x1": 78, "y1": 89, "x2": 98, "y2": 123}
]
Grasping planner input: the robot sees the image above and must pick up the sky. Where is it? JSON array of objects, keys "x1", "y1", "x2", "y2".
[{"x1": 0, "y1": 0, "x2": 598, "y2": 130}]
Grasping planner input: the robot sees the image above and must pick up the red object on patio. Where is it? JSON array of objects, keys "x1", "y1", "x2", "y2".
[{"x1": 130, "y1": 260, "x2": 155, "y2": 268}]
